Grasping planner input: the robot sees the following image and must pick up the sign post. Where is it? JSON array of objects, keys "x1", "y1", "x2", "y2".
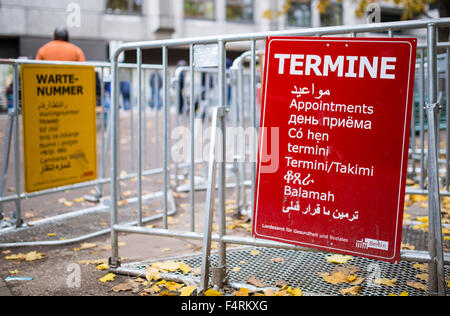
[
  {"x1": 21, "y1": 65, "x2": 97, "y2": 193},
  {"x1": 253, "y1": 37, "x2": 417, "y2": 263}
]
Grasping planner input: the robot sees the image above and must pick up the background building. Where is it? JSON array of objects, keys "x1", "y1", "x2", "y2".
[{"x1": 0, "y1": 0, "x2": 444, "y2": 63}]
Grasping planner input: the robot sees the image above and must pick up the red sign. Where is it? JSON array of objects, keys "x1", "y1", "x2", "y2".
[{"x1": 252, "y1": 37, "x2": 417, "y2": 263}]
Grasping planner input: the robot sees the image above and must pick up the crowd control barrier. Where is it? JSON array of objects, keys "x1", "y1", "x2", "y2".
[{"x1": 108, "y1": 19, "x2": 450, "y2": 296}]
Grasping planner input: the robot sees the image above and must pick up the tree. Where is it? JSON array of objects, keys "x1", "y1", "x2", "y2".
[{"x1": 263, "y1": 0, "x2": 449, "y2": 40}]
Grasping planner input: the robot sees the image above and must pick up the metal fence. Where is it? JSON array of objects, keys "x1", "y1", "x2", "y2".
[
  {"x1": 0, "y1": 58, "x2": 178, "y2": 246},
  {"x1": 0, "y1": 19, "x2": 448, "y2": 296},
  {"x1": 108, "y1": 19, "x2": 450, "y2": 296}
]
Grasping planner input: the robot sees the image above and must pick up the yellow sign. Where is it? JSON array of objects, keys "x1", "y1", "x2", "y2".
[{"x1": 21, "y1": 64, "x2": 97, "y2": 193}]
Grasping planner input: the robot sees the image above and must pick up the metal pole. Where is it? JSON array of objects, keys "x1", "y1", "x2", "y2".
[
  {"x1": 162, "y1": 46, "x2": 169, "y2": 229},
  {"x1": 0, "y1": 111, "x2": 14, "y2": 220},
  {"x1": 109, "y1": 54, "x2": 121, "y2": 269},
  {"x1": 189, "y1": 44, "x2": 196, "y2": 232},
  {"x1": 216, "y1": 39, "x2": 227, "y2": 288},
  {"x1": 12, "y1": 63, "x2": 22, "y2": 228},
  {"x1": 250, "y1": 40, "x2": 257, "y2": 216},
  {"x1": 446, "y1": 48, "x2": 450, "y2": 190},
  {"x1": 137, "y1": 48, "x2": 143, "y2": 227},
  {"x1": 426, "y1": 23, "x2": 446, "y2": 296},
  {"x1": 200, "y1": 106, "x2": 220, "y2": 292},
  {"x1": 419, "y1": 48, "x2": 426, "y2": 189}
]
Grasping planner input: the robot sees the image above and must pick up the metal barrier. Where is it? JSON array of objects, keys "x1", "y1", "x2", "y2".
[
  {"x1": 0, "y1": 58, "x2": 178, "y2": 246},
  {"x1": 109, "y1": 19, "x2": 450, "y2": 296}
]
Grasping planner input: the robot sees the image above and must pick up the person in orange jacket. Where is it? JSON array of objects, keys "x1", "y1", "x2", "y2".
[{"x1": 36, "y1": 27, "x2": 86, "y2": 62}]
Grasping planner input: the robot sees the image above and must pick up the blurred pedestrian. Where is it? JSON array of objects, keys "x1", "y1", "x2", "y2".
[
  {"x1": 36, "y1": 27, "x2": 86, "y2": 62},
  {"x1": 149, "y1": 71, "x2": 163, "y2": 110}
]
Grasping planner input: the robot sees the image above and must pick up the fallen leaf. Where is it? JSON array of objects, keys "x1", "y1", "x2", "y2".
[
  {"x1": 340, "y1": 286, "x2": 362, "y2": 296},
  {"x1": 147, "y1": 285, "x2": 161, "y2": 295},
  {"x1": 204, "y1": 289, "x2": 222, "y2": 296},
  {"x1": 165, "y1": 281, "x2": 184, "y2": 292},
  {"x1": 415, "y1": 273, "x2": 428, "y2": 282},
  {"x1": 47, "y1": 233, "x2": 57, "y2": 237},
  {"x1": 326, "y1": 254, "x2": 353, "y2": 264},
  {"x1": 96, "y1": 264, "x2": 109, "y2": 271},
  {"x1": 318, "y1": 271, "x2": 357, "y2": 284},
  {"x1": 179, "y1": 285, "x2": 196, "y2": 297},
  {"x1": 146, "y1": 266, "x2": 161, "y2": 281},
  {"x1": 388, "y1": 291, "x2": 409, "y2": 296},
  {"x1": 270, "y1": 257, "x2": 285, "y2": 264},
  {"x1": 99, "y1": 273, "x2": 116, "y2": 283},
  {"x1": 406, "y1": 281, "x2": 427, "y2": 291},
  {"x1": 111, "y1": 282, "x2": 133, "y2": 293},
  {"x1": 412, "y1": 263, "x2": 428, "y2": 272},
  {"x1": 232, "y1": 267, "x2": 241, "y2": 272},
  {"x1": 73, "y1": 243, "x2": 97, "y2": 251},
  {"x1": 9, "y1": 270, "x2": 19, "y2": 275},
  {"x1": 247, "y1": 276, "x2": 267, "y2": 288},
  {"x1": 250, "y1": 250, "x2": 260, "y2": 256},
  {"x1": 275, "y1": 286, "x2": 303, "y2": 296},
  {"x1": 78, "y1": 259, "x2": 107, "y2": 266},
  {"x1": 25, "y1": 251, "x2": 45, "y2": 262},
  {"x1": 235, "y1": 288, "x2": 251, "y2": 296},
  {"x1": 178, "y1": 262, "x2": 192, "y2": 274},
  {"x1": 373, "y1": 278, "x2": 397, "y2": 287},
  {"x1": 5, "y1": 253, "x2": 26, "y2": 260}
]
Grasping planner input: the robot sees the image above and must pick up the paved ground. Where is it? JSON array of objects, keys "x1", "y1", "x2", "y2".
[{"x1": 0, "y1": 111, "x2": 449, "y2": 296}]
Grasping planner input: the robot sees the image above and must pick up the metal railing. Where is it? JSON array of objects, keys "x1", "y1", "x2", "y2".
[
  {"x1": 108, "y1": 19, "x2": 450, "y2": 296},
  {"x1": 0, "y1": 58, "x2": 177, "y2": 246}
]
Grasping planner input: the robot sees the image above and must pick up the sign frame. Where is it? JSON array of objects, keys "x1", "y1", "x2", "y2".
[
  {"x1": 252, "y1": 37, "x2": 417, "y2": 263},
  {"x1": 21, "y1": 64, "x2": 98, "y2": 193}
]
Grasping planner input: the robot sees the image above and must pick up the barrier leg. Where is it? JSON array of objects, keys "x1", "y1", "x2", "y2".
[
  {"x1": 200, "y1": 106, "x2": 226, "y2": 292},
  {"x1": 12, "y1": 64, "x2": 22, "y2": 228},
  {"x1": 426, "y1": 23, "x2": 446, "y2": 296},
  {"x1": 0, "y1": 111, "x2": 14, "y2": 222}
]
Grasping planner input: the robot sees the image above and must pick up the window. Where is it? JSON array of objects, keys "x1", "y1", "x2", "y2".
[
  {"x1": 287, "y1": 0, "x2": 311, "y2": 27},
  {"x1": 320, "y1": 2, "x2": 342, "y2": 27},
  {"x1": 184, "y1": 0, "x2": 215, "y2": 20},
  {"x1": 226, "y1": 0, "x2": 254, "y2": 23},
  {"x1": 106, "y1": 0, "x2": 143, "y2": 15}
]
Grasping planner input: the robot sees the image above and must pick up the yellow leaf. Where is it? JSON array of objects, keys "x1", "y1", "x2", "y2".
[
  {"x1": 287, "y1": 287, "x2": 303, "y2": 296},
  {"x1": 235, "y1": 288, "x2": 251, "y2": 296},
  {"x1": 325, "y1": 254, "x2": 353, "y2": 264},
  {"x1": 406, "y1": 281, "x2": 427, "y2": 291},
  {"x1": 416, "y1": 273, "x2": 428, "y2": 282},
  {"x1": 412, "y1": 263, "x2": 428, "y2": 272},
  {"x1": 25, "y1": 251, "x2": 45, "y2": 262},
  {"x1": 9, "y1": 270, "x2": 19, "y2": 275},
  {"x1": 340, "y1": 286, "x2": 362, "y2": 296},
  {"x1": 145, "y1": 267, "x2": 161, "y2": 282},
  {"x1": 96, "y1": 264, "x2": 109, "y2": 271},
  {"x1": 250, "y1": 250, "x2": 260, "y2": 256},
  {"x1": 274, "y1": 286, "x2": 294, "y2": 296},
  {"x1": 318, "y1": 271, "x2": 357, "y2": 284},
  {"x1": 47, "y1": 233, "x2": 57, "y2": 237},
  {"x1": 152, "y1": 261, "x2": 180, "y2": 272},
  {"x1": 165, "y1": 281, "x2": 184, "y2": 292},
  {"x1": 179, "y1": 285, "x2": 196, "y2": 297},
  {"x1": 73, "y1": 243, "x2": 97, "y2": 252},
  {"x1": 147, "y1": 285, "x2": 161, "y2": 294},
  {"x1": 178, "y1": 262, "x2": 192, "y2": 274},
  {"x1": 5, "y1": 253, "x2": 26, "y2": 260},
  {"x1": 388, "y1": 291, "x2": 409, "y2": 296},
  {"x1": 99, "y1": 273, "x2": 116, "y2": 283},
  {"x1": 232, "y1": 267, "x2": 241, "y2": 272},
  {"x1": 373, "y1": 278, "x2": 397, "y2": 287},
  {"x1": 204, "y1": 289, "x2": 222, "y2": 296}
]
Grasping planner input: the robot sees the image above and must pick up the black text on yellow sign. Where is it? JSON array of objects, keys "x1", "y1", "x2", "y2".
[{"x1": 21, "y1": 65, "x2": 97, "y2": 193}]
